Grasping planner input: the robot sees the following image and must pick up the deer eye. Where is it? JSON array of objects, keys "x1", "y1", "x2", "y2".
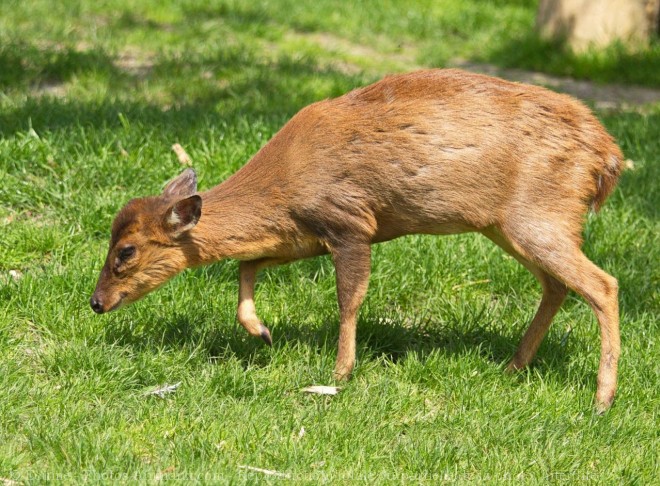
[{"x1": 118, "y1": 246, "x2": 136, "y2": 261}]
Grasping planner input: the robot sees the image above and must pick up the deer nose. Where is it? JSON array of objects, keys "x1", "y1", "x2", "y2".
[{"x1": 90, "y1": 295, "x2": 105, "y2": 314}]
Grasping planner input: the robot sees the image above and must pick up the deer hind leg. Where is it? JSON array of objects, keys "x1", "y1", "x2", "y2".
[
  {"x1": 484, "y1": 230, "x2": 568, "y2": 370},
  {"x1": 507, "y1": 271, "x2": 568, "y2": 371},
  {"x1": 331, "y1": 243, "x2": 371, "y2": 381},
  {"x1": 497, "y1": 225, "x2": 620, "y2": 413}
]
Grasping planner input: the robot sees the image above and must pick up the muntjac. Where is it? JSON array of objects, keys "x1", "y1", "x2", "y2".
[{"x1": 91, "y1": 69, "x2": 623, "y2": 412}]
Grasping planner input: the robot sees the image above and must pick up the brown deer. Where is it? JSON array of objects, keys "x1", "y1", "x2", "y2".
[{"x1": 91, "y1": 69, "x2": 623, "y2": 412}]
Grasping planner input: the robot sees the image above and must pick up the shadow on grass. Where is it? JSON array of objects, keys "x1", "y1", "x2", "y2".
[
  {"x1": 0, "y1": 39, "x2": 365, "y2": 137},
  {"x1": 0, "y1": 42, "x2": 120, "y2": 89},
  {"x1": 100, "y1": 295, "x2": 588, "y2": 387},
  {"x1": 181, "y1": 2, "x2": 278, "y2": 31},
  {"x1": 354, "y1": 310, "x2": 589, "y2": 384}
]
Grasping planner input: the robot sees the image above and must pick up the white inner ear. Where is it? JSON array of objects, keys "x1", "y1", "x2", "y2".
[
  {"x1": 168, "y1": 210, "x2": 181, "y2": 226},
  {"x1": 169, "y1": 208, "x2": 196, "y2": 237},
  {"x1": 177, "y1": 221, "x2": 196, "y2": 234}
]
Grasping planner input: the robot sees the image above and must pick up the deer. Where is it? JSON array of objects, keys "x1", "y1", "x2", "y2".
[{"x1": 90, "y1": 69, "x2": 623, "y2": 412}]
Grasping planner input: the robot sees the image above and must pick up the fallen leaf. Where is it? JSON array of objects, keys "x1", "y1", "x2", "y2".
[
  {"x1": 301, "y1": 385, "x2": 341, "y2": 396},
  {"x1": 238, "y1": 465, "x2": 290, "y2": 479},
  {"x1": 172, "y1": 143, "x2": 192, "y2": 166},
  {"x1": 145, "y1": 382, "x2": 181, "y2": 398}
]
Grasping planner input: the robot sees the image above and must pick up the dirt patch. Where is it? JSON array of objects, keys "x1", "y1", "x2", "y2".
[
  {"x1": 449, "y1": 60, "x2": 660, "y2": 109},
  {"x1": 31, "y1": 81, "x2": 67, "y2": 98},
  {"x1": 113, "y1": 47, "x2": 156, "y2": 78}
]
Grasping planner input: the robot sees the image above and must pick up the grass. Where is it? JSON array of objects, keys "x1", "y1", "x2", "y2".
[{"x1": 1, "y1": 0, "x2": 659, "y2": 483}]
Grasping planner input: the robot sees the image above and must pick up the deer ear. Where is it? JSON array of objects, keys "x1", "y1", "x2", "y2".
[
  {"x1": 163, "y1": 168, "x2": 197, "y2": 198},
  {"x1": 166, "y1": 195, "x2": 202, "y2": 237}
]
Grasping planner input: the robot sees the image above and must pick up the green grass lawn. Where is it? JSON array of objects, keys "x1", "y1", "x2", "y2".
[{"x1": 1, "y1": 0, "x2": 659, "y2": 483}]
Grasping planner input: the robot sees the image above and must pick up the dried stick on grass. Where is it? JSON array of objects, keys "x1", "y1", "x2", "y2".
[{"x1": 172, "y1": 143, "x2": 192, "y2": 166}]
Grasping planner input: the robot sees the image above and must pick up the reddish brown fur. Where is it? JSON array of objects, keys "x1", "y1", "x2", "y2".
[{"x1": 92, "y1": 69, "x2": 623, "y2": 412}]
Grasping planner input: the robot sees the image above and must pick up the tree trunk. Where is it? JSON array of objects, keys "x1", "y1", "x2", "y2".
[{"x1": 537, "y1": 0, "x2": 660, "y2": 51}]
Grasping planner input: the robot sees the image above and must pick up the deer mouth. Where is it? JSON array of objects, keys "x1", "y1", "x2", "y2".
[{"x1": 108, "y1": 292, "x2": 129, "y2": 312}]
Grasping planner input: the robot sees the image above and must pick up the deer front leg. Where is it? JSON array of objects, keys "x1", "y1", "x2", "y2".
[
  {"x1": 331, "y1": 243, "x2": 371, "y2": 381},
  {"x1": 238, "y1": 260, "x2": 272, "y2": 346}
]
